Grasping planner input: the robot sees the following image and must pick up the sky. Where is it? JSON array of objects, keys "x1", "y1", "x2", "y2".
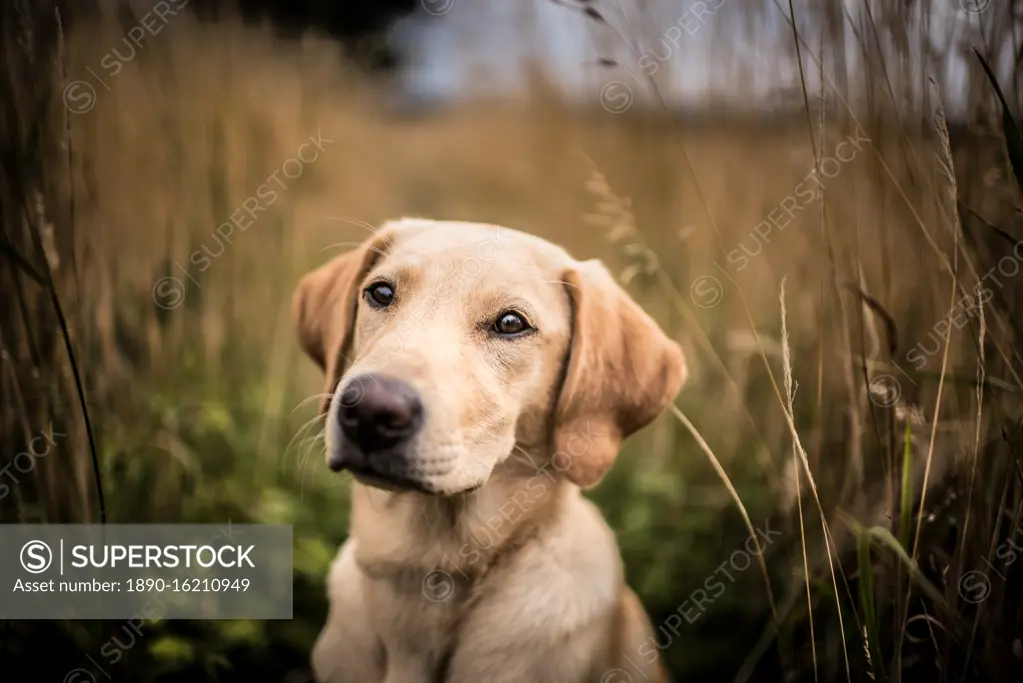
[{"x1": 388, "y1": 0, "x2": 1014, "y2": 117}]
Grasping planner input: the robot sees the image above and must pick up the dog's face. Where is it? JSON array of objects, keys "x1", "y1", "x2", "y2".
[
  {"x1": 329, "y1": 221, "x2": 573, "y2": 494},
  {"x1": 293, "y1": 219, "x2": 687, "y2": 495}
]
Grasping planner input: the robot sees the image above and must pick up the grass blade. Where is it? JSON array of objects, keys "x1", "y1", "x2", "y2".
[
  {"x1": 973, "y1": 48, "x2": 1023, "y2": 197},
  {"x1": 856, "y1": 532, "x2": 886, "y2": 683},
  {"x1": 0, "y1": 236, "x2": 45, "y2": 285},
  {"x1": 898, "y1": 418, "x2": 913, "y2": 550},
  {"x1": 865, "y1": 526, "x2": 948, "y2": 612}
]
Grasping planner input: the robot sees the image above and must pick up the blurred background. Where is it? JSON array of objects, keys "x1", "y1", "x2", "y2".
[{"x1": 2, "y1": 0, "x2": 1023, "y2": 681}]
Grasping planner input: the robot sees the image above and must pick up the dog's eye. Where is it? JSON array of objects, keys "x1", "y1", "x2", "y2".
[
  {"x1": 364, "y1": 282, "x2": 394, "y2": 308},
  {"x1": 493, "y1": 311, "x2": 531, "y2": 337}
]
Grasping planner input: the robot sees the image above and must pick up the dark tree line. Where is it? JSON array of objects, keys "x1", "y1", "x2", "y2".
[{"x1": 190, "y1": 0, "x2": 421, "y2": 70}]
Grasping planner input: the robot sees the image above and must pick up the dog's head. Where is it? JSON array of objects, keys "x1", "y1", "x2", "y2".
[{"x1": 292, "y1": 218, "x2": 686, "y2": 495}]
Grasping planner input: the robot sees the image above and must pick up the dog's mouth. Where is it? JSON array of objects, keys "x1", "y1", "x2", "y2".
[
  {"x1": 328, "y1": 441, "x2": 438, "y2": 494},
  {"x1": 342, "y1": 466, "x2": 484, "y2": 497},
  {"x1": 342, "y1": 462, "x2": 437, "y2": 495},
  {"x1": 328, "y1": 432, "x2": 488, "y2": 496},
  {"x1": 329, "y1": 453, "x2": 486, "y2": 497}
]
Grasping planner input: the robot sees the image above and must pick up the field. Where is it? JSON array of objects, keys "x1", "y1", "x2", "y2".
[{"x1": 2, "y1": 3, "x2": 1022, "y2": 682}]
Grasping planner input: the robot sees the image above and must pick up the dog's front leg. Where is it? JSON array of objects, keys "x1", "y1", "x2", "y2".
[{"x1": 312, "y1": 540, "x2": 386, "y2": 683}]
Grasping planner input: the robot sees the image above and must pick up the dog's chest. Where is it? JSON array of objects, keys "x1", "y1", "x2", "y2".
[{"x1": 365, "y1": 570, "x2": 475, "y2": 682}]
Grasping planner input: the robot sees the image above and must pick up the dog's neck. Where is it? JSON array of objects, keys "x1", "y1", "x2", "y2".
[{"x1": 348, "y1": 446, "x2": 569, "y2": 587}]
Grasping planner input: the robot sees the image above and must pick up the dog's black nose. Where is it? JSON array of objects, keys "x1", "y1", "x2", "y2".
[{"x1": 338, "y1": 374, "x2": 423, "y2": 452}]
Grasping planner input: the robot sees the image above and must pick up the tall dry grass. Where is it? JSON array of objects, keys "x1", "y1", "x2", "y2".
[{"x1": 2, "y1": 1, "x2": 1023, "y2": 681}]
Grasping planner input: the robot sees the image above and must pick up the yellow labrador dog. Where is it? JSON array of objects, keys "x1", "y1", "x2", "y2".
[{"x1": 293, "y1": 218, "x2": 686, "y2": 683}]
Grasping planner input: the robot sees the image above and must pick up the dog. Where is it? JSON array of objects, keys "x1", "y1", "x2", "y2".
[{"x1": 292, "y1": 218, "x2": 687, "y2": 683}]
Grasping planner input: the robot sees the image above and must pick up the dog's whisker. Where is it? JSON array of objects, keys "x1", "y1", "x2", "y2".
[
  {"x1": 297, "y1": 431, "x2": 327, "y2": 470},
  {"x1": 286, "y1": 417, "x2": 329, "y2": 474},
  {"x1": 292, "y1": 425, "x2": 326, "y2": 477},
  {"x1": 301, "y1": 429, "x2": 337, "y2": 499},
  {"x1": 285, "y1": 413, "x2": 329, "y2": 457},
  {"x1": 325, "y1": 216, "x2": 380, "y2": 237},
  {"x1": 315, "y1": 240, "x2": 394, "y2": 261},
  {"x1": 290, "y1": 394, "x2": 333, "y2": 415},
  {"x1": 294, "y1": 427, "x2": 325, "y2": 453},
  {"x1": 541, "y1": 278, "x2": 581, "y2": 291},
  {"x1": 299, "y1": 430, "x2": 329, "y2": 499}
]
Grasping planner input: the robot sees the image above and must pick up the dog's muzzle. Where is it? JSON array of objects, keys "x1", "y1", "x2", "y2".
[{"x1": 329, "y1": 373, "x2": 429, "y2": 492}]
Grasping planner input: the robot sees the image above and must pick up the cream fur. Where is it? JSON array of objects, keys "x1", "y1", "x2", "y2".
[{"x1": 293, "y1": 218, "x2": 685, "y2": 683}]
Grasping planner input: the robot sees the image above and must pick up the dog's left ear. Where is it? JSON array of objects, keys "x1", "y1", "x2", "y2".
[
  {"x1": 554, "y1": 259, "x2": 687, "y2": 488},
  {"x1": 292, "y1": 230, "x2": 394, "y2": 413}
]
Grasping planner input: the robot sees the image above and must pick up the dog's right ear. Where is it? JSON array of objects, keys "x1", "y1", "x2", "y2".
[{"x1": 292, "y1": 230, "x2": 394, "y2": 413}]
